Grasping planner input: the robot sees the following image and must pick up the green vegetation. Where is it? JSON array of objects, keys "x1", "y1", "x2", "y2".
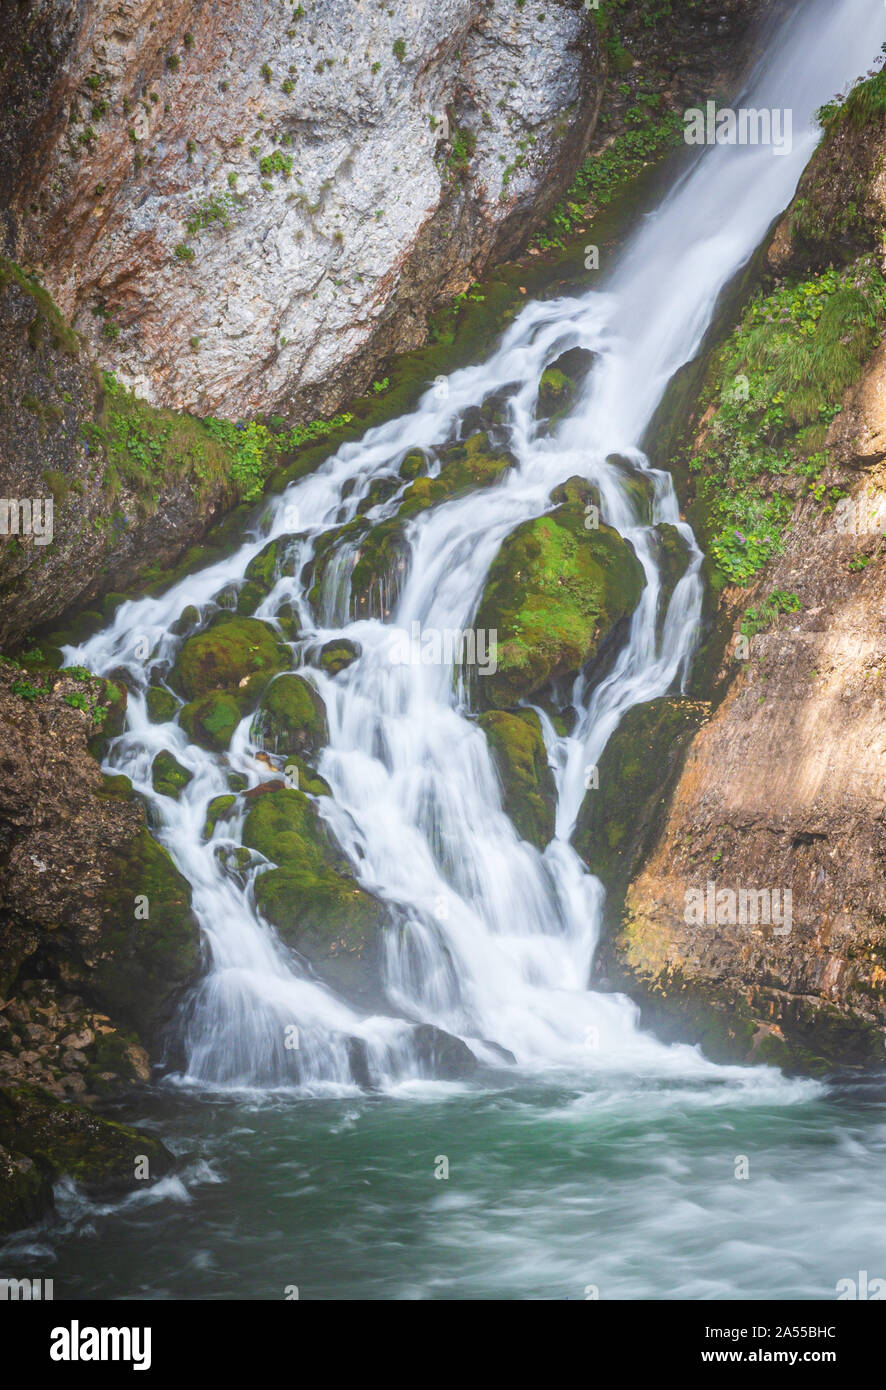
[
  {"x1": 740, "y1": 590, "x2": 802, "y2": 638},
  {"x1": 533, "y1": 106, "x2": 682, "y2": 249},
  {"x1": 817, "y1": 65, "x2": 886, "y2": 131},
  {"x1": 392, "y1": 38, "x2": 406, "y2": 62},
  {"x1": 687, "y1": 258, "x2": 886, "y2": 584},
  {"x1": 185, "y1": 191, "x2": 237, "y2": 234},
  {"x1": 259, "y1": 150, "x2": 293, "y2": 178}
]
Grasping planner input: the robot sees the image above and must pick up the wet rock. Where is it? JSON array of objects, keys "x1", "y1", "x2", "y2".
[
  {"x1": 319, "y1": 639, "x2": 361, "y2": 675},
  {"x1": 171, "y1": 614, "x2": 289, "y2": 702},
  {"x1": 0, "y1": 1083, "x2": 173, "y2": 1203},
  {"x1": 243, "y1": 788, "x2": 387, "y2": 1009},
  {"x1": 0, "y1": 1142, "x2": 54, "y2": 1236},
  {"x1": 179, "y1": 690, "x2": 243, "y2": 752},
  {"x1": 151, "y1": 749, "x2": 193, "y2": 800},
  {"x1": 479, "y1": 709, "x2": 556, "y2": 851},
  {"x1": 474, "y1": 475, "x2": 646, "y2": 710},
  {"x1": 146, "y1": 687, "x2": 179, "y2": 724},
  {"x1": 411, "y1": 1025, "x2": 478, "y2": 1080},
  {"x1": 253, "y1": 673, "x2": 328, "y2": 758}
]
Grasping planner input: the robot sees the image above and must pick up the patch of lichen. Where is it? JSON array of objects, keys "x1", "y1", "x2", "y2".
[
  {"x1": 474, "y1": 476, "x2": 646, "y2": 708},
  {"x1": 478, "y1": 709, "x2": 556, "y2": 850}
]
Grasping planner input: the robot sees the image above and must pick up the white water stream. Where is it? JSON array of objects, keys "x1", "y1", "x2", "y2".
[{"x1": 68, "y1": 0, "x2": 886, "y2": 1095}]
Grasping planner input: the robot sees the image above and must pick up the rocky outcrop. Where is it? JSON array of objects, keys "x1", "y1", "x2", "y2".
[
  {"x1": 1, "y1": 0, "x2": 603, "y2": 420},
  {"x1": 601, "y1": 77, "x2": 886, "y2": 1073},
  {"x1": 0, "y1": 659, "x2": 201, "y2": 1058}
]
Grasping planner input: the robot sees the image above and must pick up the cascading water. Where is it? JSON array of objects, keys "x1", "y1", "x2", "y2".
[{"x1": 67, "y1": 0, "x2": 886, "y2": 1096}]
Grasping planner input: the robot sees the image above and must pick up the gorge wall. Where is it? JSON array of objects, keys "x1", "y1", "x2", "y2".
[{"x1": 598, "y1": 77, "x2": 886, "y2": 1073}]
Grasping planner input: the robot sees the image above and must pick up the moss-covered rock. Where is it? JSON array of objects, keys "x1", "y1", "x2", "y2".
[
  {"x1": 479, "y1": 709, "x2": 556, "y2": 850},
  {"x1": 146, "y1": 686, "x2": 179, "y2": 724},
  {"x1": 98, "y1": 827, "x2": 202, "y2": 1045},
  {"x1": 319, "y1": 639, "x2": 361, "y2": 675},
  {"x1": 151, "y1": 749, "x2": 193, "y2": 800},
  {"x1": 397, "y1": 430, "x2": 513, "y2": 518},
  {"x1": 572, "y1": 697, "x2": 708, "y2": 907},
  {"x1": 203, "y1": 794, "x2": 237, "y2": 838},
  {"x1": 0, "y1": 1084, "x2": 173, "y2": 1200},
  {"x1": 179, "y1": 690, "x2": 243, "y2": 751},
  {"x1": 536, "y1": 348, "x2": 595, "y2": 422},
  {"x1": 474, "y1": 476, "x2": 646, "y2": 709},
  {"x1": 253, "y1": 673, "x2": 328, "y2": 757},
  {"x1": 243, "y1": 788, "x2": 386, "y2": 1007},
  {"x1": 0, "y1": 1141, "x2": 54, "y2": 1235},
  {"x1": 171, "y1": 615, "x2": 288, "y2": 702}
]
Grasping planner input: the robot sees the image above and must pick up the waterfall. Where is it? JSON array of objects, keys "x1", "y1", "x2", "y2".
[{"x1": 68, "y1": 0, "x2": 886, "y2": 1092}]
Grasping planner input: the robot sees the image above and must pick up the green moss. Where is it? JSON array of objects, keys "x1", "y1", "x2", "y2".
[
  {"x1": 146, "y1": 686, "x2": 179, "y2": 723},
  {"x1": 252, "y1": 673, "x2": 328, "y2": 757},
  {"x1": 171, "y1": 615, "x2": 288, "y2": 700},
  {"x1": 398, "y1": 431, "x2": 513, "y2": 518},
  {"x1": 479, "y1": 709, "x2": 556, "y2": 850},
  {"x1": 0, "y1": 256, "x2": 81, "y2": 355},
  {"x1": 243, "y1": 788, "x2": 385, "y2": 1004},
  {"x1": 474, "y1": 476, "x2": 646, "y2": 708},
  {"x1": 318, "y1": 639, "x2": 360, "y2": 675},
  {"x1": 203, "y1": 794, "x2": 236, "y2": 837},
  {"x1": 151, "y1": 749, "x2": 193, "y2": 799},
  {"x1": 572, "y1": 697, "x2": 707, "y2": 904},
  {"x1": 0, "y1": 1084, "x2": 172, "y2": 1197},
  {"x1": 179, "y1": 690, "x2": 243, "y2": 750}
]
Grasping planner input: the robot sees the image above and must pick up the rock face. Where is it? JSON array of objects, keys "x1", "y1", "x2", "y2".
[
  {"x1": 1, "y1": 0, "x2": 603, "y2": 420},
  {"x1": 603, "y1": 91, "x2": 886, "y2": 1073},
  {"x1": 0, "y1": 660, "x2": 201, "y2": 1054}
]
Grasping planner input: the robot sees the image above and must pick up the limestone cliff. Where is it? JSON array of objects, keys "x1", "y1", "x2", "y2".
[{"x1": 2, "y1": 0, "x2": 603, "y2": 419}]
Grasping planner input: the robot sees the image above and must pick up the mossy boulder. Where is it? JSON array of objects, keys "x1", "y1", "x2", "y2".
[
  {"x1": 171, "y1": 615, "x2": 288, "y2": 702},
  {"x1": 536, "y1": 348, "x2": 595, "y2": 422},
  {"x1": 350, "y1": 517, "x2": 411, "y2": 619},
  {"x1": 203, "y1": 794, "x2": 237, "y2": 837},
  {"x1": 0, "y1": 1084, "x2": 173, "y2": 1202},
  {"x1": 319, "y1": 638, "x2": 361, "y2": 675},
  {"x1": 572, "y1": 697, "x2": 707, "y2": 908},
  {"x1": 253, "y1": 673, "x2": 328, "y2": 757},
  {"x1": 398, "y1": 431, "x2": 513, "y2": 519},
  {"x1": 151, "y1": 749, "x2": 193, "y2": 800},
  {"x1": 179, "y1": 690, "x2": 243, "y2": 751},
  {"x1": 98, "y1": 826, "x2": 202, "y2": 1046},
  {"x1": 146, "y1": 686, "x2": 179, "y2": 723},
  {"x1": 474, "y1": 476, "x2": 646, "y2": 709},
  {"x1": 243, "y1": 788, "x2": 386, "y2": 1008},
  {"x1": 399, "y1": 449, "x2": 428, "y2": 480},
  {"x1": 479, "y1": 709, "x2": 556, "y2": 850}
]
